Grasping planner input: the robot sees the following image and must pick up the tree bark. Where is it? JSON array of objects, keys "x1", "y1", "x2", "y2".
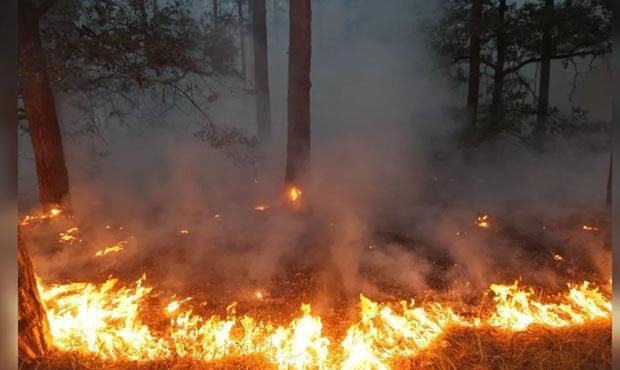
[
  {"x1": 466, "y1": 0, "x2": 483, "y2": 139},
  {"x1": 19, "y1": 1, "x2": 70, "y2": 207},
  {"x1": 252, "y1": 0, "x2": 272, "y2": 142},
  {"x1": 285, "y1": 0, "x2": 312, "y2": 184},
  {"x1": 490, "y1": 0, "x2": 506, "y2": 119},
  {"x1": 18, "y1": 228, "x2": 52, "y2": 359},
  {"x1": 536, "y1": 0, "x2": 553, "y2": 139},
  {"x1": 607, "y1": 154, "x2": 612, "y2": 206},
  {"x1": 213, "y1": 0, "x2": 219, "y2": 25},
  {"x1": 238, "y1": 0, "x2": 247, "y2": 86}
]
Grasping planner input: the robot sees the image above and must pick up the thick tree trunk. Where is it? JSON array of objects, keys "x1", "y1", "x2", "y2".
[
  {"x1": 285, "y1": 0, "x2": 312, "y2": 184},
  {"x1": 490, "y1": 0, "x2": 506, "y2": 119},
  {"x1": 19, "y1": 2, "x2": 70, "y2": 207},
  {"x1": 238, "y1": 0, "x2": 247, "y2": 85},
  {"x1": 252, "y1": 0, "x2": 272, "y2": 142},
  {"x1": 465, "y1": 0, "x2": 483, "y2": 145},
  {"x1": 536, "y1": 0, "x2": 553, "y2": 139},
  {"x1": 18, "y1": 228, "x2": 52, "y2": 359}
]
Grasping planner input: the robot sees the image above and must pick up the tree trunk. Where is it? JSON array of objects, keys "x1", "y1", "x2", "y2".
[
  {"x1": 19, "y1": 1, "x2": 70, "y2": 207},
  {"x1": 536, "y1": 0, "x2": 553, "y2": 140},
  {"x1": 18, "y1": 228, "x2": 52, "y2": 359},
  {"x1": 285, "y1": 0, "x2": 312, "y2": 184},
  {"x1": 238, "y1": 0, "x2": 247, "y2": 86},
  {"x1": 465, "y1": 0, "x2": 483, "y2": 144},
  {"x1": 213, "y1": 0, "x2": 219, "y2": 25},
  {"x1": 490, "y1": 0, "x2": 506, "y2": 119},
  {"x1": 252, "y1": 0, "x2": 272, "y2": 142},
  {"x1": 606, "y1": 154, "x2": 612, "y2": 206}
]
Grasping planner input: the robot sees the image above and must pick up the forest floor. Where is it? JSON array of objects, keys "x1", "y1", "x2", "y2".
[
  {"x1": 21, "y1": 321, "x2": 611, "y2": 369},
  {"x1": 19, "y1": 204, "x2": 611, "y2": 370}
]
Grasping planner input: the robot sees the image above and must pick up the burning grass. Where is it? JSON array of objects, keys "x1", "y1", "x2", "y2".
[
  {"x1": 22, "y1": 322, "x2": 611, "y2": 370},
  {"x1": 18, "y1": 206, "x2": 611, "y2": 369},
  {"x1": 23, "y1": 274, "x2": 611, "y2": 369}
]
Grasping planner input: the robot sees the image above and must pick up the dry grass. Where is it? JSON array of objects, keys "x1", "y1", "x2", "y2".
[
  {"x1": 20, "y1": 321, "x2": 610, "y2": 370},
  {"x1": 397, "y1": 321, "x2": 611, "y2": 370}
]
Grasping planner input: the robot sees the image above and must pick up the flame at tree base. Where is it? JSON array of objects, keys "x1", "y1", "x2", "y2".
[{"x1": 35, "y1": 275, "x2": 611, "y2": 370}]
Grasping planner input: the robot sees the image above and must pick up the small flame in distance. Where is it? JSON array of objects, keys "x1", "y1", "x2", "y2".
[{"x1": 287, "y1": 186, "x2": 302, "y2": 202}]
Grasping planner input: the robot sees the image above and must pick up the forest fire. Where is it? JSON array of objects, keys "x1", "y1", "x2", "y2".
[
  {"x1": 34, "y1": 273, "x2": 611, "y2": 369},
  {"x1": 15, "y1": 0, "x2": 612, "y2": 368},
  {"x1": 19, "y1": 207, "x2": 64, "y2": 226},
  {"x1": 94, "y1": 241, "x2": 127, "y2": 257},
  {"x1": 287, "y1": 186, "x2": 302, "y2": 203}
]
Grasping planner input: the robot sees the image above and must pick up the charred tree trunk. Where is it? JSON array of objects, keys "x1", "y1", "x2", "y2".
[
  {"x1": 252, "y1": 0, "x2": 272, "y2": 142},
  {"x1": 238, "y1": 0, "x2": 247, "y2": 86},
  {"x1": 536, "y1": 0, "x2": 554, "y2": 141},
  {"x1": 285, "y1": 0, "x2": 312, "y2": 184},
  {"x1": 18, "y1": 228, "x2": 52, "y2": 359},
  {"x1": 465, "y1": 0, "x2": 483, "y2": 145},
  {"x1": 19, "y1": 1, "x2": 70, "y2": 207},
  {"x1": 490, "y1": 0, "x2": 506, "y2": 120}
]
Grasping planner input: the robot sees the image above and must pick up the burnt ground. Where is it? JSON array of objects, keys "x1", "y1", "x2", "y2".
[{"x1": 18, "y1": 201, "x2": 611, "y2": 369}]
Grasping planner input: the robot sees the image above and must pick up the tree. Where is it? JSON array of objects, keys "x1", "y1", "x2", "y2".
[
  {"x1": 237, "y1": 0, "x2": 247, "y2": 85},
  {"x1": 535, "y1": 0, "x2": 554, "y2": 141},
  {"x1": 489, "y1": 0, "x2": 507, "y2": 119},
  {"x1": 430, "y1": 0, "x2": 611, "y2": 145},
  {"x1": 252, "y1": 0, "x2": 272, "y2": 142},
  {"x1": 19, "y1": 0, "x2": 71, "y2": 207},
  {"x1": 607, "y1": 154, "x2": 612, "y2": 206},
  {"x1": 285, "y1": 0, "x2": 312, "y2": 184},
  {"x1": 36, "y1": 0, "x2": 258, "y2": 161},
  {"x1": 18, "y1": 228, "x2": 52, "y2": 360},
  {"x1": 465, "y1": 0, "x2": 483, "y2": 144},
  {"x1": 213, "y1": 0, "x2": 219, "y2": 25}
]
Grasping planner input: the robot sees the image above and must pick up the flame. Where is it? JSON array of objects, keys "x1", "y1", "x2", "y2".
[
  {"x1": 20, "y1": 207, "x2": 64, "y2": 226},
  {"x1": 36, "y1": 275, "x2": 610, "y2": 369},
  {"x1": 59, "y1": 227, "x2": 80, "y2": 244},
  {"x1": 179, "y1": 229, "x2": 190, "y2": 234},
  {"x1": 582, "y1": 225, "x2": 599, "y2": 231},
  {"x1": 488, "y1": 281, "x2": 611, "y2": 331},
  {"x1": 476, "y1": 214, "x2": 490, "y2": 228},
  {"x1": 254, "y1": 205, "x2": 269, "y2": 211},
  {"x1": 95, "y1": 241, "x2": 126, "y2": 257},
  {"x1": 287, "y1": 186, "x2": 302, "y2": 202}
]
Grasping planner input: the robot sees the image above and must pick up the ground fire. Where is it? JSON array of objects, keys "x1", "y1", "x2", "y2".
[
  {"x1": 18, "y1": 207, "x2": 612, "y2": 369},
  {"x1": 16, "y1": 0, "x2": 611, "y2": 368}
]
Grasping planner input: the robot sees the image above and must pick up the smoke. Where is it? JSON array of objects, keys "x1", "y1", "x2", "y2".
[{"x1": 18, "y1": 0, "x2": 610, "y2": 304}]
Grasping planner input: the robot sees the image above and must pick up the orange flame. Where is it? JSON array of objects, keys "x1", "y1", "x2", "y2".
[
  {"x1": 287, "y1": 186, "x2": 302, "y2": 202},
  {"x1": 36, "y1": 275, "x2": 611, "y2": 368}
]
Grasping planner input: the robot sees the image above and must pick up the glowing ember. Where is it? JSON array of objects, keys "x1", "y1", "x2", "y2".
[
  {"x1": 254, "y1": 205, "x2": 269, "y2": 211},
  {"x1": 476, "y1": 214, "x2": 490, "y2": 228},
  {"x1": 37, "y1": 275, "x2": 611, "y2": 369},
  {"x1": 287, "y1": 186, "x2": 302, "y2": 202},
  {"x1": 553, "y1": 254, "x2": 563, "y2": 261},
  {"x1": 179, "y1": 229, "x2": 190, "y2": 234},
  {"x1": 58, "y1": 227, "x2": 80, "y2": 244},
  {"x1": 20, "y1": 207, "x2": 64, "y2": 226},
  {"x1": 582, "y1": 225, "x2": 599, "y2": 231},
  {"x1": 255, "y1": 291, "x2": 265, "y2": 300},
  {"x1": 95, "y1": 241, "x2": 126, "y2": 257}
]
